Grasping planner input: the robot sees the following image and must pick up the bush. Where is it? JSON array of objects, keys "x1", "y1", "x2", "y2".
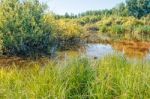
[
  {"x1": 51, "y1": 19, "x2": 83, "y2": 50},
  {"x1": 99, "y1": 25, "x2": 108, "y2": 33},
  {"x1": 97, "y1": 16, "x2": 150, "y2": 40},
  {"x1": 56, "y1": 19, "x2": 82, "y2": 39},
  {"x1": 0, "y1": 0, "x2": 55, "y2": 57},
  {"x1": 123, "y1": 17, "x2": 143, "y2": 27},
  {"x1": 79, "y1": 16, "x2": 101, "y2": 25},
  {"x1": 142, "y1": 14, "x2": 150, "y2": 25},
  {"x1": 133, "y1": 25, "x2": 150, "y2": 40},
  {"x1": 110, "y1": 25, "x2": 125, "y2": 35},
  {"x1": 99, "y1": 16, "x2": 114, "y2": 26},
  {"x1": 135, "y1": 26, "x2": 150, "y2": 34}
]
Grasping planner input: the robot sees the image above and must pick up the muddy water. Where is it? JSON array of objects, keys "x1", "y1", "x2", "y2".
[
  {"x1": 86, "y1": 41, "x2": 150, "y2": 60},
  {"x1": 85, "y1": 44, "x2": 114, "y2": 59},
  {"x1": 61, "y1": 41, "x2": 150, "y2": 60},
  {"x1": 0, "y1": 41, "x2": 150, "y2": 66},
  {"x1": 85, "y1": 43, "x2": 150, "y2": 60}
]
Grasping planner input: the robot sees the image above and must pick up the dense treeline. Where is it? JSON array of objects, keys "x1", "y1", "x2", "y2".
[{"x1": 58, "y1": 0, "x2": 150, "y2": 18}]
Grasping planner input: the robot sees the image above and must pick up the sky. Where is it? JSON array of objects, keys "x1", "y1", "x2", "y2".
[{"x1": 41, "y1": 0, "x2": 125, "y2": 15}]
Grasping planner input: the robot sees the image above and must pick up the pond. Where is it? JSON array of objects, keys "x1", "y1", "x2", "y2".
[
  {"x1": 85, "y1": 43, "x2": 150, "y2": 61},
  {"x1": 59, "y1": 41, "x2": 150, "y2": 61},
  {"x1": 85, "y1": 44, "x2": 114, "y2": 59},
  {"x1": 0, "y1": 41, "x2": 150, "y2": 67}
]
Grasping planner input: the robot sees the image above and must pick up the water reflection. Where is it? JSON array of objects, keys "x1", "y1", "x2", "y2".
[
  {"x1": 112, "y1": 41, "x2": 150, "y2": 59},
  {"x1": 0, "y1": 41, "x2": 150, "y2": 67},
  {"x1": 85, "y1": 44, "x2": 114, "y2": 59},
  {"x1": 84, "y1": 41, "x2": 150, "y2": 60},
  {"x1": 57, "y1": 41, "x2": 150, "y2": 61}
]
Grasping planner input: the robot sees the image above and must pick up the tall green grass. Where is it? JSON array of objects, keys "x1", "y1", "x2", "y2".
[{"x1": 0, "y1": 55, "x2": 150, "y2": 99}]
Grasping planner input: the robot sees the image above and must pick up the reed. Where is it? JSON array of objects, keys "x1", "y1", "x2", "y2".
[{"x1": 0, "y1": 55, "x2": 150, "y2": 99}]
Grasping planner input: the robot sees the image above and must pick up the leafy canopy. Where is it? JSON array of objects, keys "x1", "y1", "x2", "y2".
[{"x1": 126, "y1": 0, "x2": 150, "y2": 18}]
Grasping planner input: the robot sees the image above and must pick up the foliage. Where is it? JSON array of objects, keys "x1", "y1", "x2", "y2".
[
  {"x1": 0, "y1": 0, "x2": 55, "y2": 56},
  {"x1": 78, "y1": 16, "x2": 101, "y2": 25},
  {"x1": 142, "y1": 14, "x2": 150, "y2": 25},
  {"x1": 78, "y1": 9, "x2": 112, "y2": 17},
  {"x1": 112, "y1": 2, "x2": 129, "y2": 16},
  {"x1": 126, "y1": 0, "x2": 150, "y2": 18},
  {"x1": 77, "y1": 0, "x2": 150, "y2": 18},
  {"x1": 97, "y1": 16, "x2": 150, "y2": 40},
  {"x1": 84, "y1": 24, "x2": 99, "y2": 32},
  {"x1": 99, "y1": 25, "x2": 109, "y2": 33},
  {"x1": 110, "y1": 25, "x2": 125, "y2": 35},
  {"x1": 0, "y1": 55, "x2": 150, "y2": 98},
  {"x1": 52, "y1": 19, "x2": 83, "y2": 50},
  {"x1": 56, "y1": 19, "x2": 82, "y2": 39},
  {"x1": 135, "y1": 25, "x2": 150, "y2": 35}
]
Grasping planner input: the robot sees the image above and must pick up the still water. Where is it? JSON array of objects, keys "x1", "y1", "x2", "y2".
[
  {"x1": 85, "y1": 42, "x2": 150, "y2": 60},
  {"x1": 0, "y1": 41, "x2": 150, "y2": 66},
  {"x1": 85, "y1": 44, "x2": 114, "y2": 59},
  {"x1": 60, "y1": 41, "x2": 150, "y2": 61}
]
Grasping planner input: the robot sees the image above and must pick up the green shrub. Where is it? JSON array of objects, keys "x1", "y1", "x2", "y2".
[
  {"x1": 55, "y1": 19, "x2": 83, "y2": 50},
  {"x1": 78, "y1": 16, "x2": 101, "y2": 25},
  {"x1": 99, "y1": 16, "x2": 114, "y2": 26},
  {"x1": 123, "y1": 17, "x2": 143, "y2": 27},
  {"x1": 134, "y1": 25, "x2": 150, "y2": 40},
  {"x1": 141, "y1": 26, "x2": 150, "y2": 34},
  {"x1": 110, "y1": 25, "x2": 125, "y2": 35},
  {"x1": 56, "y1": 19, "x2": 82, "y2": 39},
  {"x1": 0, "y1": 0, "x2": 55, "y2": 56},
  {"x1": 142, "y1": 14, "x2": 150, "y2": 25},
  {"x1": 97, "y1": 16, "x2": 150, "y2": 40},
  {"x1": 99, "y1": 25, "x2": 109, "y2": 33}
]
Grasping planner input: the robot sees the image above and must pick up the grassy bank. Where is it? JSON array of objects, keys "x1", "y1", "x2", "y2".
[
  {"x1": 80, "y1": 15, "x2": 150, "y2": 43},
  {"x1": 0, "y1": 55, "x2": 150, "y2": 99}
]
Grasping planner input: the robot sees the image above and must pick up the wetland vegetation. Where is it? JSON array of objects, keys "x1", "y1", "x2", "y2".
[
  {"x1": 0, "y1": 0, "x2": 150, "y2": 98},
  {"x1": 1, "y1": 56, "x2": 150, "y2": 98}
]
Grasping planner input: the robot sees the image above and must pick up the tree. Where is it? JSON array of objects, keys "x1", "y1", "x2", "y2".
[
  {"x1": 112, "y1": 2, "x2": 129, "y2": 16},
  {"x1": 0, "y1": 0, "x2": 55, "y2": 56},
  {"x1": 126, "y1": 0, "x2": 150, "y2": 18},
  {"x1": 64, "y1": 12, "x2": 70, "y2": 18}
]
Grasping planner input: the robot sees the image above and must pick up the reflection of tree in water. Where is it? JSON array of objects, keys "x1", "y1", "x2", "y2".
[{"x1": 112, "y1": 41, "x2": 150, "y2": 59}]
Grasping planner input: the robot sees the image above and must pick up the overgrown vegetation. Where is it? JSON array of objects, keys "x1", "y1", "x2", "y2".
[
  {"x1": 0, "y1": 0, "x2": 150, "y2": 98},
  {"x1": 0, "y1": 0, "x2": 83, "y2": 56},
  {"x1": 0, "y1": 0, "x2": 150, "y2": 57},
  {"x1": 0, "y1": 55, "x2": 150, "y2": 98},
  {"x1": 0, "y1": 0, "x2": 150, "y2": 56},
  {"x1": 55, "y1": 19, "x2": 83, "y2": 50},
  {"x1": 57, "y1": 0, "x2": 150, "y2": 42},
  {"x1": 0, "y1": 0, "x2": 55, "y2": 56},
  {"x1": 97, "y1": 15, "x2": 150, "y2": 40}
]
